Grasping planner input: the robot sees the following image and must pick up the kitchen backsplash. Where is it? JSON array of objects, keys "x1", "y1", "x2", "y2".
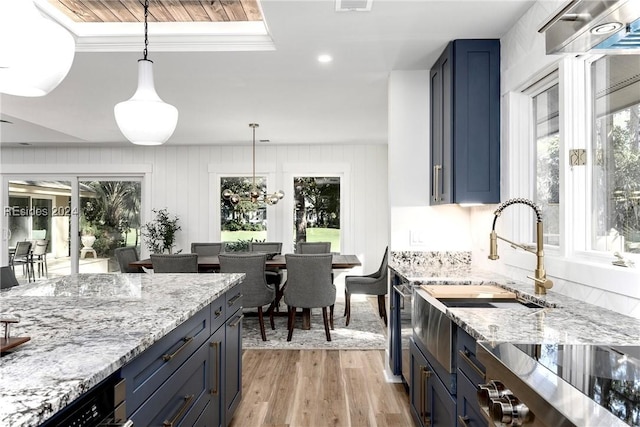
[{"x1": 391, "y1": 251, "x2": 471, "y2": 269}]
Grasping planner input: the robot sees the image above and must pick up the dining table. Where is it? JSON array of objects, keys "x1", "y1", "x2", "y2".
[
  {"x1": 129, "y1": 253, "x2": 361, "y2": 271},
  {"x1": 130, "y1": 253, "x2": 361, "y2": 329}
]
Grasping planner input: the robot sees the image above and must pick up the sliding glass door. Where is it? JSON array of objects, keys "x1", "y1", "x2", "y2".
[{"x1": 4, "y1": 176, "x2": 142, "y2": 279}]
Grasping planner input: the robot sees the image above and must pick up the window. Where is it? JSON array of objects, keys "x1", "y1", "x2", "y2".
[
  {"x1": 591, "y1": 55, "x2": 640, "y2": 255},
  {"x1": 220, "y1": 176, "x2": 268, "y2": 243},
  {"x1": 293, "y1": 176, "x2": 341, "y2": 252},
  {"x1": 531, "y1": 77, "x2": 560, "y2": 246}
]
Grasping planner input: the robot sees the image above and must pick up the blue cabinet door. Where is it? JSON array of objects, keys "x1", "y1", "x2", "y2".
[
  {"x1": 429, "y1": 39, "x2": 500, "y2": 205},
  {"x1": 224, "y1": 309, "x2": 243, "y2": 425}
]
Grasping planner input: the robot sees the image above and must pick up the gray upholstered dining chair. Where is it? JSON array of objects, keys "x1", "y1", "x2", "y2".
[
  {"x1": 150, "y1": 254, "x2": 198, "y2": 273},
  {"x1": 191, "y1": 242, "x2": 225, "y2": 272},
  {"x1": 283, "y1": 254, "x2": 336, "y2": 341},
  {"x1": 295, "y1": 241, "x2": 331, "y2": 254},
  {"x1": 219, "y1": 253, "x2": 275, "y2": 341},
  {"x1": 190, "y1": 242, "x2": 225, "y2": 256},
  {"x1": 115, "y1": 246, "x2": 144, "y2": 273},
  {"x1": 249, "y1": 241, "x2": 284, "y2": 309},
  {"x1": 1, "y1": 266, "x2": 20, "y2": 289},
  {"x1": 344, "y1": 246, "x2": 388, "y2": 326}
]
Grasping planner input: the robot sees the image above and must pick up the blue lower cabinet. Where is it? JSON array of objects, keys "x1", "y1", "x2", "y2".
[
  {"x1": 209, "y1": 326, "x2": 225, "y2": 427},
  {"x1": 122, "y1": 288, "x2": 242, "y2": 427},
  {"x1": 457, "y1": 369, "x2": 487, "y2": 427},
  {"x1": 410, "y1": 339, "x2": 456, "y2": 427},
  {"x1": 130, "y1": 339, "x2": 211, "y2": 426},
  {"x1": 224, "y1": 308, "x2": 243, "y2": 425}
]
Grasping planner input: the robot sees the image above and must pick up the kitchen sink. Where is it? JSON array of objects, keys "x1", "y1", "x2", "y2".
[{"x1": 438, "y1": 297, "x2": 545, "y2": 309}]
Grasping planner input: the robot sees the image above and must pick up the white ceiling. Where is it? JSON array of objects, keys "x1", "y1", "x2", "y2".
[{"x1": 0, "y1": 0, "x2": 537, "y2": 148}]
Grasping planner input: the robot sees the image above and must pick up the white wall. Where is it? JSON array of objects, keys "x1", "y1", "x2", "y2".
[
  {"x1": 388, "y1": 70, "x2": 472, "y2": 252},
  {"x1": 0, "y1": 143, "x2": 389, "y2": 275}
]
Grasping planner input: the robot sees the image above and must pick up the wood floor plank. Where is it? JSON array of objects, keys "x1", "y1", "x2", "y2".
[{"x1": 229, "y1": 349, "x2": 414, "y2": 427}]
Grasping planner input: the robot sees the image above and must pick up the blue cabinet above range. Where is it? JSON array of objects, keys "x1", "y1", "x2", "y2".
[{"x1": 430, "y1": 39, "x2": 500, "y2": 205}]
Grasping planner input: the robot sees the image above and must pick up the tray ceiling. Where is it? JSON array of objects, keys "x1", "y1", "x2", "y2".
[{"x1": 47, "y1": 0, "x2": 263, "y2": 23}]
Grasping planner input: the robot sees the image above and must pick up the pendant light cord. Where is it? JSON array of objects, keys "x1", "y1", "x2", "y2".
[
  {"x1": 142, "y1": 0, "x2": 149, "y2": 60},
  {"x1": 251, "y1": 123, "x2": 257, "y2": 188}
]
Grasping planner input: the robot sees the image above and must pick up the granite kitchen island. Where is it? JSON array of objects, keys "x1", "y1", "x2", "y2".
[{"x1": 0, "y1": 273, "x2": 245, "y2": 427}]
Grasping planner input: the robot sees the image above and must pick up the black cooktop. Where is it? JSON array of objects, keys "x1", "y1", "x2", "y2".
[{"x1": 513, "y1": 343, "x2": 640, "y2": 426}]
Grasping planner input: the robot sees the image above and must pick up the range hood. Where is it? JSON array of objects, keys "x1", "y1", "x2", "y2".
[{"x1": 539, "y1": 0, "x2": 640, "y2": 54}]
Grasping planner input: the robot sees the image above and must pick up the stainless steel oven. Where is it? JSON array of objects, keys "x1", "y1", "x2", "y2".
[{"x1": 477, "y1": 342, "x2": 639, "y2": 426}]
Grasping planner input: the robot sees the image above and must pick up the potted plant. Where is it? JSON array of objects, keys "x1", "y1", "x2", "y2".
[{"x1": 141, "y1": 208, "x2": 181, "y2": 254}]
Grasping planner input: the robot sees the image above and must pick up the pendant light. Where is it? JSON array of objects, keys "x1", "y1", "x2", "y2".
[
  {"x1": 0, "y1": 0, "x2": 75, "y2": 97},
  {"x1": 222, "y1": 123, "x2": 285, "y2": 206},
  {"x1": 114, "y1": 0, "x2": 178, "y2": 146}
]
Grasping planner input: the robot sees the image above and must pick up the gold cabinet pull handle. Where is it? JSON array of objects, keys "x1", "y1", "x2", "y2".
[
  {"x1": 214, "y1": 306, "x2": 223, "y2": 318},
  {"x1": 210, "y1": 341, "x2": 220, "y2": 395},
  {"x1": 458, "y1": 415, "x2": 470, "y2": 427},
  {"x1": 433, "y1": 164, "x2": 442, "y2": 202},
  {"x1": 161, "y1": 336, "x2": 193, "y2": 362},
  {"x1": 229, "y1": 314, "x2": 244, "y2": 328},
  {"x1": 458, "y1": 349, "x2": 485, "y2": 381},
  {"x1": 162, "y1": 394, "x2": 194, "y2": 427},
  {"x1": 420, "y1": 366, "x2": 432, "y2": 424}
]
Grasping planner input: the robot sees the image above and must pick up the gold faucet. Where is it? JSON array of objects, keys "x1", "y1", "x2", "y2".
[{"x1": 488, "y1": 198, "x2": 553, "y2": 295}]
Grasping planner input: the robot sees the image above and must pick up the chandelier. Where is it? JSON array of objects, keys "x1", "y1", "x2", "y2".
[
  {"x1": 222, "y1": 123, "x2": 285, "y2": 206},
  {"x1": 114, "y1": 0, "x2": 178, "y2": 145}
]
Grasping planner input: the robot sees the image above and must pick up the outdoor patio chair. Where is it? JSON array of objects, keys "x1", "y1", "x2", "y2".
[
  {"x1": 31, "y1": 239, "x2": 49, "y2": 278},
  {"x1": 10, "y1": 241, "x2": 33, "y2": 282},
  {"x1": 344, "y1": 246, "x2": 388, "y2": 326}
]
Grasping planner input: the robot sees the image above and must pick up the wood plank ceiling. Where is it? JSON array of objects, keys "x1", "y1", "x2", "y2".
[{"x1": 47, "y1": 0, "x2": 263, "y2": 23}]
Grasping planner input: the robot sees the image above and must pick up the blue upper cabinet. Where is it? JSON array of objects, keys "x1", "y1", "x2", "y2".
[{"x1": 430, "y1": 39, "x2": 500, "y2": 205}]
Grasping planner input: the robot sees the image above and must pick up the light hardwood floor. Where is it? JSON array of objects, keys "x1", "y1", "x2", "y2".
[{"x1": 229, "y1": 349, "x2": 414, "y2": 427}]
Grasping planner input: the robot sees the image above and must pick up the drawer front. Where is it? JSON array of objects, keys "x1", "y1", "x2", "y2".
[
  {"x1": 456, "y1": 328, "x2": 485, "y2": 386},
  {"x1": 457, "y1": 368, "x2": 488, "y2": 427},
  {"x1": 210, "y1": 294, "x2": 226, "y2": 333},
  {"x1": 123, "y1": 305, "x2": 210, "y2": 413},
  {"x1": 225, "y1": 284, "x2": 243, "y2": 315},
  {"x1": 130, "y1": 339, "x2": 211, "y2": 426}
]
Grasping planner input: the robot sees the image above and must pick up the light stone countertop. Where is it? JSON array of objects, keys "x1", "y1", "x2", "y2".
[
  {"x1": 389, "y1": 259, "x2": 640, "y2": 346},
  {"x1": 0, "y1": 272, "x2": 244, "y2": 427}
]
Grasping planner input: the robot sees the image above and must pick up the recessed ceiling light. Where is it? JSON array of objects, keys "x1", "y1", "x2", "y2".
[
  {"x1": 590, "y1": 22, "x2": 623, "y2": 35},
  {"x1": 318, "y1": 54, "x2": 333, "y2": 63}
]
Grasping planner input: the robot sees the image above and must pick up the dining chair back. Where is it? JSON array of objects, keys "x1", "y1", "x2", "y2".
[
  {"x1": 283, "y1": 253, "x2": 336, "y2": 341},
  {"x1": 190, "y1": 242, "x2": 225, "y2": 256},
  {"x1": 295, "y1": 241, "x2": 331, "y2": 254},
  {"x1": 344, "y1": 246, "x2": 388, "y2": 326},
  {"x1": 249, "y1": 241, "x2": 284, "y2": 309},
  {"x1": 248, "y1": 242, "x2": 282, "y2": 254},
  {"x1": 219, "y1": 253, "x2": 276, "y2": 341},
  {"x1": 1, "y1": 266, "x2": 20, "y2": 289},
  {"x1": 115, "y1": 246, "x2": 144, "y2": 273},
  {"x1": 10, "y1": 241, "x2": 33, "y2": 282},
  {"x1": 151, "y1": 254, "x2": 198, "y2": 273},
  {"x1": 31, "y1": 239, "x2": 49, "y2": 278}
]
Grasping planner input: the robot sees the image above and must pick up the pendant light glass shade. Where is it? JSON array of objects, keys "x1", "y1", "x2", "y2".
[
  {"x1": 114, "y1": 59, "x2": 178, "y2": 145},
  {"x1": 0, "y1": 1, "x2": 75, "y2": 97}
]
